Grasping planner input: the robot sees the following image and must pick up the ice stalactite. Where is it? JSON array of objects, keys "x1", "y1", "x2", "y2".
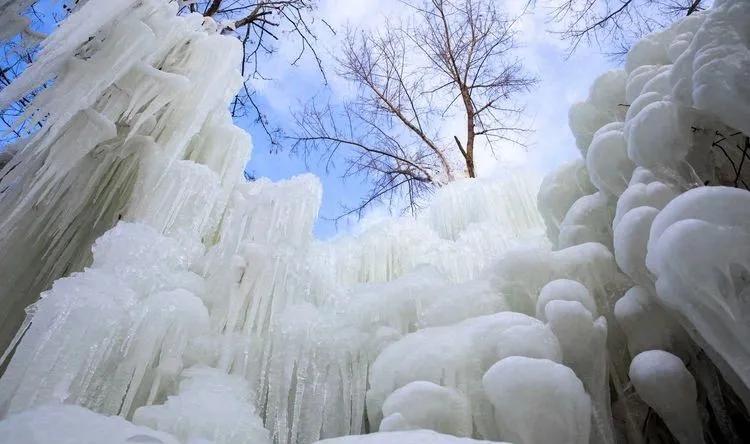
[
  {"x1": 1, "y1": 0, "x2": 750, "y2": 444},
  {"x1": 0, "y1": 0, "x2": 247, "y2": 355}
]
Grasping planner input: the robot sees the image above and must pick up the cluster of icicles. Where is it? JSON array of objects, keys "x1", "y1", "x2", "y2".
[{"x1": 1, "y1": 0, "x2": 750, "y2": 443}]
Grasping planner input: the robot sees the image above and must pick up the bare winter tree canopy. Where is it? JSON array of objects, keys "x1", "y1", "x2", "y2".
[
  {"x1": 0, "y1": 0, "x2": 330, "y2": 146},
  {"x1": 538, "y1": 0, "x2": 706, "y2": 55},
  {"x1": 291, "y1": 0, "x2": 536, "y2": 218}
]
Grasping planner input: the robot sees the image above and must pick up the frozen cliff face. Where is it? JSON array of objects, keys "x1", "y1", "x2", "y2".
[
  {"x1": 534, "y1": 0, "x2": 750, "y2": 442},
  {"x1": 0, "y1": 4, "x2": 548, "y2": 443},
  {"x1": 1, "y1": 1, "x2": 749, "y2": 444},
  {"x1": 0, "y1": 0, "x2": 248, "y2": 355}
]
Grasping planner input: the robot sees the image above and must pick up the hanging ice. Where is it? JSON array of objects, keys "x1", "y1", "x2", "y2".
[{"x1": 0, "y1": 0, "x2": 749, "y2": 443}]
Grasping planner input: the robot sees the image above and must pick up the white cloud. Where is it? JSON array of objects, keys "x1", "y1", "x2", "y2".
[{"x1": 249, "y1": 0, "x2": 616, "y2": 184}]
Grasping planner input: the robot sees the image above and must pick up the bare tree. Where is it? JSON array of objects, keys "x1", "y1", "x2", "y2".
[
  {"x1": 291, "y1": 0, "x2": 535, "y2": 218},
  {"x1": 0, "y1": 1, "x2": 49, "y2": 145},
  {"x1": 189, "y1": 0, "x2": 332, "y2": 147},
  {"x1": 538, "y1": 0, "x2": 705, "y2": 55},
  {"x1": 0, "y1": 0, "x2": 331, "y2": 147}
]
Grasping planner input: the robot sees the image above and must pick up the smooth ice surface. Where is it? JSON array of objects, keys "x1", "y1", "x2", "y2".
[
  {"x1": 558, "y1": 191, "x2": 614, "y2": 250},
  {"x1": 629, "y1": 351, "x2": 704, "y2": 444},
  {"x1": 537, "y1": 160, "x2": 596, "y2": 245},
  {"x1": 586, "y1": 124, "x2": 634, "y2": 197},
  {"x1": 367, "y1": 312, "x2": 546, "y2": 439},
  {"x1": 646, "y1": 186, "x2": 750, "y2": 396},
  {"x1": 535, "y1": 279, "x2": 598, "y2": 321},
  {"x1": 614, "y1": 287, "x2": 686, "y2": 357},
  {"x1": 379, "y1": 381, "x2": 472, "y2": 436},
  {"x1": 482, "y1": 356, "x2": 591, "y2": 444}
]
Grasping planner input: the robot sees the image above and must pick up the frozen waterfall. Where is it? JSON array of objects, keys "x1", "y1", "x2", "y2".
[{"x1": 1, "y1": 0, "x2": 750, "y2": 443}]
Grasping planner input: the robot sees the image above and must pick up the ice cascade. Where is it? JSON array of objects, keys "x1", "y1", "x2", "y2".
[{"x1": 1, "y1": 1, "x2": 750, "y2": 444}]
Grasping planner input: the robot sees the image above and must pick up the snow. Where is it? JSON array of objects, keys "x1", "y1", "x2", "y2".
[
  {"x1": 0, "y1": 0, "x2": 749, "y2": 443},
  {"x1": 0, "y1": 404, "x2": 181, "y2": 444},
  {"x1": 316, "y1": 430, "x2": 505, "y2": 444}
]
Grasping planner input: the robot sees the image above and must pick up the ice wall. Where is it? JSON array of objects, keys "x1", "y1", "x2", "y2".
[
  {"x1": 1, "y1": 0, "x2": 749, "y2": 444},
  {"x1": 0, "y1": 1, "x2": 544, "y2": 443},
  {"x1": 536, "y1": 0, "x2": 750, "y2": 441},
  {"x1": 0, "y1": 0, "x2": 249, "y2": 353}
]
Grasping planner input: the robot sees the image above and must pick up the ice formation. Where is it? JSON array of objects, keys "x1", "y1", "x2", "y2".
[
  {"x1": 629, "y1": 351, "x2": 704, "y2": 444},
  {"x1": 535, "y1": 0, "x2": 750, "y2": 441},
  {"x1": 0, "y1": 404, "x2": 181, "y2": 444},
  {"x1": 316, "y1": 431, "x2": 506, "y2": 444},
  {"x1": 378, "y1": 381, "x2": 472, "y2": 436},
  {"x1": 482, "y1": 356, "x2": 591, "y2": 444},
  {"x1": 1, "y1": 0, "x2": 750, "y2": 443}
]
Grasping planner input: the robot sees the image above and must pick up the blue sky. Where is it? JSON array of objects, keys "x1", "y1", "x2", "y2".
[
  {"x1": 240, "y1": 0, "x2": 616, "y2": 238},
  {"x1": 3, "y1": 0, "x2": 617, "y2": 239}
]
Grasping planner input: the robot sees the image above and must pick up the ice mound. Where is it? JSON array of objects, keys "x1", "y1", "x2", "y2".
[
  {"x1": 379, "y1": 381, "x2": 472, "y2": 436},
  {"x1": 483, "y1": 356, "x2": 591, "y2": 444}
]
